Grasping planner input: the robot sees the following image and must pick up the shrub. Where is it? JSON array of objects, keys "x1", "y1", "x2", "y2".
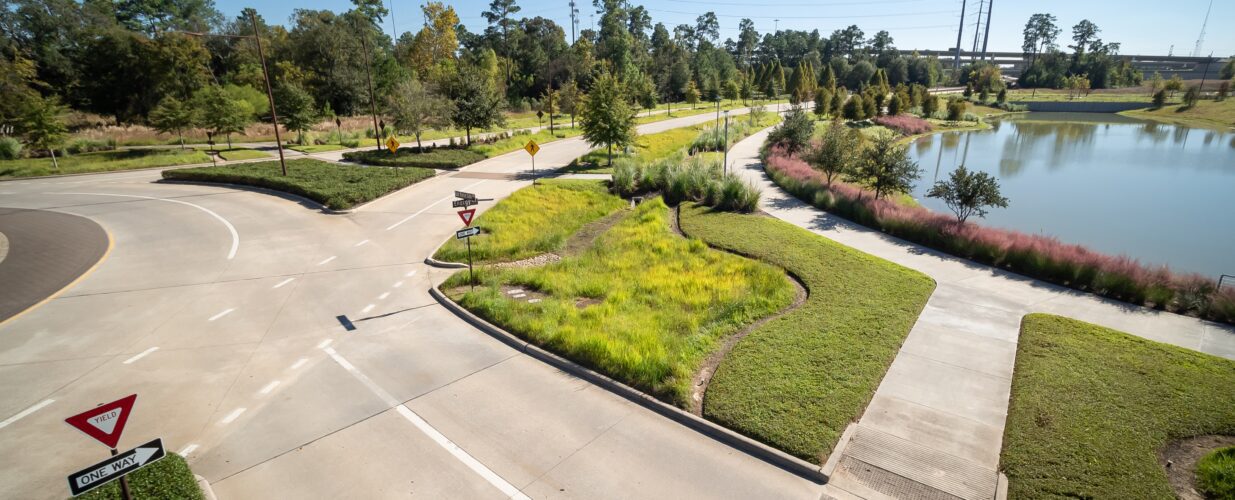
[
  {"x1": 962, "y1": 112, "x2": 980, "y2": 123},
  {"x1": 766, "y1": 106, "x2": 813, "y2": 155},
  {"x1": 0, "y1": 136, "x2": 22, "y2": 160},
  {"x1": 610, "y1": 158, "x2": 639, "y2": 196},
  {"x1": 716, "y1": 175, "x2": 760, "y2": 212},
  {"x1": 762, "y1": 145, "x2": 1235, "y2": 325},
  {"x1": 872, "y1": 115, "x2": 933, "y2": 136},
  {"x1": 929, "y1": 110, "x2": 949, "y2": 120},
  {"x1": 65, "y1": 138, "x2": 116, "y2": 155},
  {"x1": 998, "y1": 102, "x2": 1028, "y2": 112},
  {"x1": 342, "y1": 147, "x2": 485, "y2": 169},
  {"x1": 1151, "y1": 90, "x2": 1167, "y2": 109},
  {"x1": 689, "y1": 126, "x2": 727, "y2": 154},
  {"x1": 341, "y1": 137, "x2": 360, "y2": 148},
  {"x1": 1198, "y1": 446, "x2": 1235, "y2": 499},
  {"x1": 946, "y1": 99, "x2": 966, "y2": 121}
]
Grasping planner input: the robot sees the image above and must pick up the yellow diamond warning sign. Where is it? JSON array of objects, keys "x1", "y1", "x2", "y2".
[
  {"x1": 386, "y1": 136, "x2": 400, "y2": 153},
  {"x1": 523, "y1": 139, "x2": 540, "y2": 157}
]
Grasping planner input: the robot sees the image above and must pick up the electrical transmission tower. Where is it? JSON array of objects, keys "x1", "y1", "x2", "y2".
[
  {"x1": 1192, "y1": 0, "x2": 1212, "y2": 57},
  {"x1": 569, "y1": 1, "x2": 579, "y2": 45}
]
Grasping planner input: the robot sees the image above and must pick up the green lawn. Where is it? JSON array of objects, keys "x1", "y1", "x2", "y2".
[
  {"x1": 434, "y1": 180, "x2": 626, "y2": 264},
  {"x1": 679, "y1": 204, "x2": 935, "y2": 463},
  {"x1": 0, "y1": 149, "x2": 209, "y2": 179},
  {"x1": 215, "y1": 148, "x2": 269, "y2": 161},
  {"x1": 289, "y1": 144, "x2": 347, "y2": 154},
  {"x1": 78, "y1": 453, "x2": 202, "y2": 500},
  {"x1": 466, "y1": 126, "x2": 583, "y2": 158},
  {"x1": 1006, "y1": 89, "x2": 1168, "y2": 103},
  {"x1": 566, "y1": 113, "x2": 782, "y2": 173},
  {"x1": 1001, "y1": 314, "x2": 1235, "y2": 499},
  {"x1": 342, "y1": 147, "x2": 485, "y2": 169},
  {"x1": 1123, "y1": 98, "x2": 1235, "y2": 130},
  {"x1": 162, "y1": 158, "x2": 434, "y2": 209},
  {"x1": 443, "y1": 197, "x2": 796, "y2": 406}
]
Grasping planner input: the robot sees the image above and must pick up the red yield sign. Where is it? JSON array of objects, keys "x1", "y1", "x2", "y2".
[
  {"x1": 458, "y1": 209, "x2": 476, "y2": 226},
  {"x1": 64, "y1": 394, "x2": 136, "y2": 449}
]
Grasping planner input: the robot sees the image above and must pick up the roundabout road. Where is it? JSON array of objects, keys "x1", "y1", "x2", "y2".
[
  {"x1": 0, "y1": 109, "x2": 825, "y2": 499},
  {"x1": 0, "y1": 207, "x2": 110, "y2": 325}
]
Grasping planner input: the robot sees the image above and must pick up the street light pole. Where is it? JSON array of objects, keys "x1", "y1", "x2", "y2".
[
  {"x1": 723, "y1": 111, "x2": 730, "y2": 175},
  {"x1": 249, "y1": 12, "x2": 287, "y2": 176}
]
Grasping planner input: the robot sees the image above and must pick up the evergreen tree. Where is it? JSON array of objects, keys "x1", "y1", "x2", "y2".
[
  {"x1": 579, "y1": 72, "x2": 636, "y2": 166},
  {"x1": 814, "y1": 88, "x2": 832, "y2": 118},
  {"x1": 842, "y1": 93, "x2": 864, "y2": 120},
  {"x1": 684, "y1": 80, "x2": 701, "y2": 108},
  {"x1": 887, "y1": 93, "x2": 903, "y2": 116}
]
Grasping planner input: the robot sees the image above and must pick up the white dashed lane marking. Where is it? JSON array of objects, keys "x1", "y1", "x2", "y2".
[
  {"x1": 208, "y1": 308, "x2": 235, "y2": 321},
  {"x1": 122, "y1": 347, "x2": 159, "y2": 364}
]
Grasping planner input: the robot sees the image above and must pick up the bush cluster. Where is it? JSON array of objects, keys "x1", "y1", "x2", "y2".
[
  {"x1": 688, "y1": 121, "x2": 753, "y2": 154},
  {"x1": 342, "y1": 146, "x2": 485, "y2": 169},
  {"x1": 764, "y1": 145, "x2": 1235, "y2": 324},
  {"x1": 612, "y1": 153, "x2": 760, "y2": 212},
  {"x1": 65, "y1": 138, "x2": 117, "y2": 155},
  {"x1": 0, "y1": 137, "x2": 22, "y2": 160}
]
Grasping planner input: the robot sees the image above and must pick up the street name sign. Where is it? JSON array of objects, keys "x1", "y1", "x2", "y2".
[
  {"x1": 65, "y1": 394, "x2": 136, "y2": 449},
  {"x1": 386, "y1": 136, "x2": 400, "y2": 154},
  {"x1": 523, "y1": 139, "x2": 540, "y2": 157},
  {"x1": 452, "y1": 199, "x2": 478, "y2": 208},
  {"x1": 458, "y1": 209, "x2": 476, "y2": 226},
  {"x1": 67, "y1": 438, "x2": 166, "y2": 497},
  {"x1": 456, "y1": 227, "x2": 481, "y2": 239},
  {"x1": 455, "y1": 191, "x2": 477, "y2": 201}
]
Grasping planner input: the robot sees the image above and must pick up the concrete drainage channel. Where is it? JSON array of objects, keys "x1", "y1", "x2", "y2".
[{"x1": 427, "y1": 286, "x2": 829, "y2": 484}]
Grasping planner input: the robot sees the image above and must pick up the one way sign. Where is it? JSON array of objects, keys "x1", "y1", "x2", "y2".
[{"x1": 67, "y1": 438, "x2": 166, "y2": 496}]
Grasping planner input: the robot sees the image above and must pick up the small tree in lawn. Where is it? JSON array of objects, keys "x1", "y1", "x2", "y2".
[
  {"x1": 275, "y1": 83, "x2": 317, "y2": 145},
  {"x1": 814, "y1": 88, "x2": 832, "y2": 118},
  {"x1": 922, "y1": 93, "x2": 939, "y2": 116},
  {"x1": 766, "y1": 105, "x2": 814, "y2": 156},
  {"x1": 1165, "y1": 74, "x2": 1184, "y2": 98},
  {"x1": 831, "y1": 87, "x2": 847, "y2": 117},
  {"x1": 448, "y1": 66, "x2": 505, "y2": 145},
  {"x1": 388, "y1": 78, "x2": 454, "y2": 150},
  {"x1": 1182, "y1": 85, "x2": 1200, "y2": 109},
  {"x1": 1151, "y1": 89, "x2": 1167, "y2": 109},
  {"x1": 887, "y1": 93, "x2": 903, "y2": 116},
  {"x1": 1217, "y1": 81, "x2": 1230, "y2": 102},
  {"x1": 856, "y1": 131, "x2": 921, "y2": 200},
  {"x1": 684, "y1": 80, "x2": 701, "y2": 109},
  {"x1": 195, "y1": 85, "x2": 252, "y2": 149},
  {"x1": 1147, "y1": 71, "x2": 1164, "y2": 97},
  {"x1": 842, "y1": 93, "x2": 864, "y2": 120},
  {"x1": 540, "y1": 87, "x2": 558, "y2": 131},
  {"x1": 23, "y1": 96, "x2": 67, "y2": 171},
  {"x1": 559, "y1": 80, "x2": 582, "y2": 129},
  {"x1": 803, "y1": 119, "x2": 861, "y2": 187},
  {"x1": 748, "y1": 103, "x2": 766, "y2": 126},
  {"x1": 579, "y1": 72, "x2": 637, "y2": 167},
  {"x1": 996, "y1": 88, "x2": 1008, "y2": 104},
  {"x1": 149, "y1": 96, "x2": 197, "y2": 150},
  {"x1": 927, "y1": 165, "x2": 1009, "y2": 224}
]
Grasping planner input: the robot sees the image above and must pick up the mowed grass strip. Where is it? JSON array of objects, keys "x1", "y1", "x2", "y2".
[
  {"x1": 162, "y1": 158, "x2": 434, "y2": 209},
  {"x1": 1002, "y1": 314, "x2": 1235, "y2": 499},
  {"x1": 434, "y1": 179, "x2": 626, "y2": 264},
  {"x1": 78, "y1": 453, "x2": 202, "y2": 500},
  {"x1": 678, "y1": 204, "x2": 934, "y2": 463},
  {"x1": 0, "y1": 148, "x2": 209, "y2": 179},
  {"x1": 567, "y1": 113, "x2": 782, "y2": 173},
  {"x1": 215, "y1": 148, "x2": 269, "y2": 161},
  {"x1": 444, "y1": 197, "x2": 796, "y2": 405}
]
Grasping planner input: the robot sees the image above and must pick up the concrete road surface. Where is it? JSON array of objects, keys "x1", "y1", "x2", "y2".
[{"x1": 0, "y1": 109, "x2": 824, "y2": 499}]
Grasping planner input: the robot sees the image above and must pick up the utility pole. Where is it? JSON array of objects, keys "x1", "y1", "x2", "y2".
[
  {"x1": 953, "y1": 0, "x2": 967, "y2": 71},
  {"x1": 250, "y1": 12, "x2": 288, "y2": 175},
  {"x1": 569, "y1": 0, "x2": 578, "y2": 45},
  {"x1": 356, "y1": 23, "x2": 382, "y2": 151},
  {"x1": 980, "y1": 0, "x2": 993, "y2": 61}
]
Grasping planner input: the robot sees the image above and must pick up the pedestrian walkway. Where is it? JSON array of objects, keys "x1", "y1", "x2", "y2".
[{"x1": 726, "y1": 128, "x2": 1235, "y2": 500}]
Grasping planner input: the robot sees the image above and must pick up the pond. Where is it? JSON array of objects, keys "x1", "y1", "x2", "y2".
[{"x1": 908, "y1": 112, "x2": 1235, "y2": 277}]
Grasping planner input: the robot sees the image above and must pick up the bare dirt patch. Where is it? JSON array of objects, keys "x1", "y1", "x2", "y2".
[
  {"x1": 1159, "y1": 435, "x2": 1235, "y2": 500},
  {"x1": 561, "y1": 209, "x2": 629, "y2": 256}
]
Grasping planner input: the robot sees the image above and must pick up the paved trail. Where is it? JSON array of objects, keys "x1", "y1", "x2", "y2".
[{"x1": 727, "y1": 127, "x2": 1235, "y2": 500}]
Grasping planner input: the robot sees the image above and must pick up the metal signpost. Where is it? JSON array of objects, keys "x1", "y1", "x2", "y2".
[
  {"x1": 453, "y1": 191, "x2": 490, "y2": 289},
  {"x1": 64, "y1": 394, "x2": 162, "y2": 499},
  {"x1": 524, "y1": 140, "x2": 540, "y2": 184}
]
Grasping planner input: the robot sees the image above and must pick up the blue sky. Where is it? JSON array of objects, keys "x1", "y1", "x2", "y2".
[{"x1": 217, "y1": 0, "x2": 1234, "y2": 56}]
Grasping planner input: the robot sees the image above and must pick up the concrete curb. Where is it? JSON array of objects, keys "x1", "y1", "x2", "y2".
[
  {"x1": 156, "y1": 179, "x2": 353, "y2": 214},
  {"x1": 821, "y1": 423, "x2": 858, "y2": 477},
  {"x1": 423, "y1": 237, "x2": 469, "y2": 268},
  {"x1": 194, "y1": 474, "x2": 218, "y2": 500},
  {"x1": 429, "y1": 286, "x2": 829, "y2": 484}
]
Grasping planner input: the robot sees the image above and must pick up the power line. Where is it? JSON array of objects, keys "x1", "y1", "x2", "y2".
[{"x1": 644, "y1": 8, "x2": 958, "y2": 20}]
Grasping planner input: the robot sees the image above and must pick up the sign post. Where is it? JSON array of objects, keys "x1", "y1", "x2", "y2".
[
  {"x1": 68, "y1": 439, "x2": 166, "y2": 497},
  {"x1": 65, "y1": 394, "x2": 139, "y2": 500},
  {"x1": 456, "y1": 227, "x2": 482, "y2": 289},
  {"x1": 524, "y1": 139, "x2": 540, "y2": 185},
  {"x1": 453, "y1": 190, "x2": 490, "y2": 290}
]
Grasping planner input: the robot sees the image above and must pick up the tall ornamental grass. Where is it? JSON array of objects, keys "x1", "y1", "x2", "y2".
[
  {"x1": 872, "y1": 115, "x2": 933, "y2": 136},
  {"x1": 764, "y1": 145, "x2": 1235, "y2": 324},
  {"x1": 611, "y1": 153, "x2": 760, "y2": 213}
]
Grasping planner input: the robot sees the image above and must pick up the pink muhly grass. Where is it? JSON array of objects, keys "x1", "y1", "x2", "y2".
[{"x1": 873, "y1": 115, "x2": 933, "y2": 136}]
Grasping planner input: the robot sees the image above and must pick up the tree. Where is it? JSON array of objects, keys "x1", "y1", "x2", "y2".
[
  {"x1": 23, "y1": 97, "x2": 68, "y2": 171},
  {"x1": 559, "y1": 80, "x2": 582, "y2": 128},
  {"x1": 814, "y1": 88, "x2": 832, "y2": 118},
  {"x1": 1182, "y1": 85, "x2": 1200, "y2": 109},
  {"x1": 766, "y1": 105, "x2": 813, "y2": 155},
  {"x1": 407, "y1": 2, "x2": 460, "y2": 83},
  {"x1": 722, "y1": 80, "x2": 740, "y2": 101},
  {"x1": 1147, "y1": 71, "x2": 1164, "y2": 97},
  {"x1": 922, "y1": 93, "x2": 939, "y2": 116},
  {"x1": 803, "y1": 119, "x2": 860, "y2": 186},
  {"x1": 1221, "y1": 59, "x2": 1235, "y2": 80},
  {"x1": 684, "y1": 80, "x2": 701, "y2": 108},
  {"x1": 481, "y1": 0, "x2": 521, "y2": 84},
  {"x1": 946, "y1": 98, "x2": 966, "y2": 121},
  {"x1": 1069, "y1": 20, "x2": 1100, "y2": 56},
  {"x1": 1165, "y1": 74, "x2": 1184, "y2": 98},
  {"x1": 148, "y1": 96, "x2": 197, "y2": 150},
  {"x1": 387, "y1": 78, "x2": 453, "y2": 149},
  {"x1": 1021, "y1": 14, "x2": 1060, "y2": 65},
  {"x1": 842, "y1": 93, "x2": 864, "y2": 120},
  {"x1": 856, "y1": 132, "x2": 920, "y2": 200},
  {"x1": 831, "y1": 88, "x2": 848, "y2": 117},
  {"x1": 1151, "y1": 89, "x2": 1167, "y2": 109},
  {"x1": 275, "y1": 83, "x2": 317, "y2": 145},
  {"x1": 447, "y1": 66, "x2": 506, "y2": 144},
  {"x1": 887, "y1": 93, "x2": 903, "y2": 115},
  {"x1": 926, "y1": 165, "x2": 1009, "y2": 224},
  {"x1": 579, "y1": 72, "x2": 636, "y2": 166},
  {"x1": 1218, "y1": 81, "x2": 1230, "y2": 102},
  {"x1": 194, "y1": 85, "x2": 253, "y2": 148}
]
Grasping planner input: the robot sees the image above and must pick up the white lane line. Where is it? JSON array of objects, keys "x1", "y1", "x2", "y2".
[
  {"x1": 272, "y1": 277, "x2": 296, "y2": 289},
  {"x1": 405, "y1": 270, "x2": 417, "y2": 278},
  {"x1": 220, "y1": 408, "x2": 246, "y2": 424},
  {"x1": 179, "y1": 444, "x2": 199, "y2": 456},
  {"x1": 208, "y1": 308, "x2": 235, "y2": 321},
  {"x1": 258, "y1": 381, "x2": 281, "y2": 395},
  {"x1": 354, "y1": 239, "x2": 370, "y2": 247},
  {"x1": 0, "y1": 399, "x2": 54, "y2": 430},
  {"x1": 122, "y1": 347, "x2": 159, "y2": 364},
  {"x1": 385, "y1": 180, "x2": 487, "y2": 231},
  {"x1": 316, "y1": 339, "x2": 333, "y2": 349},
  {"x1": 377, "y1": 292, "x2": 390, "y2": 300},
  {"x1": 49, "y1": 192, "x2": 240, "y2": 259},
  {"x1": 321, "y1": 346, "x2": 527, "y2": 499},
  {"x1": 393, "y1": 281, "x2": 404, "y2": 288},
  {"x1": 290, "y1": 358, "x2": 309, "y2": 370},
  {"x1": 317, "y1": 256, "x2": 337, "y2": 266},
  {"x1": 361, "y1": 304, "x2": 375, "y2": 314}
]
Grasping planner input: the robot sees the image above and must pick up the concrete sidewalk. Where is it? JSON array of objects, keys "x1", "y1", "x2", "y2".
[{"x1": 727, "y1": 127, "x2": 1235, "y2": 500}]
